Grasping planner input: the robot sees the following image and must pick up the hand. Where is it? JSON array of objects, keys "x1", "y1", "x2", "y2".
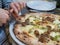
[
  {"x1": 10, "y1": 2, "x2": 26, "y2": 19},
  {"x1": 0, "y1": 8, "x2": 9, "y2": 26}
]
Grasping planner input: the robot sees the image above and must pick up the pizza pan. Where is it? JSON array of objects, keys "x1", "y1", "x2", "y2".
[{"x1": 9, "y1": 21, "x2": 25, "y2": 45}]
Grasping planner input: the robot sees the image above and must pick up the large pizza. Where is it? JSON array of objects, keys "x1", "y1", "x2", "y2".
[{"x1": 14, "y1": 13, "x2": 60, "y2": 45}]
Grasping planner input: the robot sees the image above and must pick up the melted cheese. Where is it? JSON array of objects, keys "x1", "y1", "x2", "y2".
[
  {"x1": 39, "y1": 29, "x2": 47, "y2": 34},
  {"x1": 35, "y1": 28, "x2": 47, "y2": 34},
  {"x1": 50, "y1": 32, "x2": 60, "y2": 37},
  {"x1": 29, "y1": 16, "x2": 42, "y2": 24},
  {"x1": 50, "y1": 32, "x2": 60, "y2": 41},
  {"x1": 50, "y1": 32, "x2": 57, "y2": 37},
  {"x1": 25, "y1": 25, "x2": 33, "y2": 30},
  {"x1": 53, "y1": 20, "x2": 60, "y2": 25},
  {"x1": 39, "y1": 17, "x2": 42, "y2": 21},
  {"x1": 29, "y1": 17, "x2": 35, "y2": 22}
]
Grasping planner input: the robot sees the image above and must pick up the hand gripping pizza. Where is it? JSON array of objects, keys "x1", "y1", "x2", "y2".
[{"x1": 14, "y1": 13, "x2": 60, "y2": 45}]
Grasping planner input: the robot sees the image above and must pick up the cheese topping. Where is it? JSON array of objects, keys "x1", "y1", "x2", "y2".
[
  {"x1": 53, "y1": 19, "x2": 60, "y2": 25},
  {"x1": 50, "y1": 32, "x2": 60, "y2": 37},
  {"x1": 29, "y1": 17, "x2": 36, "y2": 22},
  {"x1": 50, "y1": 32, "x2": 60, "y2": 41}
]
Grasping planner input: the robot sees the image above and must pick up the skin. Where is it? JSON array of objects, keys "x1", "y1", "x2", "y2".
[
  {"x1": 10, "y1": 2, "x2": 26, "y2": 18},
  {"x1": 0, "y1": 9, "x2": 9, "y2": 26},
  {"x1": 0, "y1": 2, "x2": 26, "y2": 26}
]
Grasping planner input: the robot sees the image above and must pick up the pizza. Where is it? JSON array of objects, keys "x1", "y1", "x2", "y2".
[{"x1": 14, "y1": 13, "x2": 60, "y2": 45}]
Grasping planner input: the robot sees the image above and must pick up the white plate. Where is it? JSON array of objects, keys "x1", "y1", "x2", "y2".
[
  {"x1": 27, "y1": 1, "x2": 56, "y2": 11},
  {"x1": 9, "y1": 21, "x2": 25, "y2": 45}
]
